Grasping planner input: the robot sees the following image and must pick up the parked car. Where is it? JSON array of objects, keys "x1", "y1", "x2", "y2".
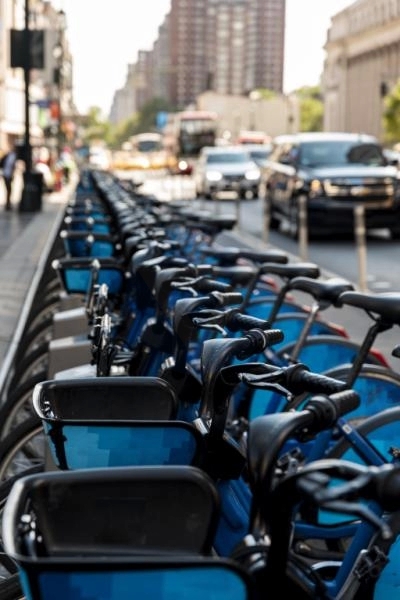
[
  {"x1": 194, "y1": 146, "x2": 261, "y2": 199},
  {"x1": 245, "y1": 143, "x2": 272, "y2": 168},
  {"x1": 262, "y1": 131, "x2": 400, "y2": 238}
]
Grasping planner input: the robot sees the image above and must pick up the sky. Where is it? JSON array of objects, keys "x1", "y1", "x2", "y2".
[{"x1": 54, "y1": 0, "x2": 354, "y2": 115}]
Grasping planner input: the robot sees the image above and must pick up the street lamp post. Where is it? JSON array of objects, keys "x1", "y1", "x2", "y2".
[
  {"x1": 19, "y1": 0, "x2": 44, "y2": 212},
  {"x1": 53, "y1": 10, "x2": 66, "y2": 159}
]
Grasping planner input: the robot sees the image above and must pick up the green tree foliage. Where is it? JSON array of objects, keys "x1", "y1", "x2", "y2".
[
  {"x1": 382, "y1": 80, "x2": 400, "y2": 144},
  {"x1": 79, "y1": 97, "x2": 176, "y2": 150},
  {"x1": 251, "y1": 88, "x2": 276, "y2": 100},
  {"x1": 136, "y1": 97, "x2": 176, "y2": 133},
  {"x1": 81, "y1": 106, "x2": 111, "y2": 145},
  {"x1": 295, "y1": 86, "x2": 324, "y2": 132}
]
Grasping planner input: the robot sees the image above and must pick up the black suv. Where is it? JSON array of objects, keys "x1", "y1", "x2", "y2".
[{"x1": 262, "y1": 132, "x2": 400, "y2": 238}]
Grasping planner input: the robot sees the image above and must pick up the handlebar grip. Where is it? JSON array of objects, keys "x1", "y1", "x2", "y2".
[
  {"x1": 236, "y1": 328, "x2": 284, "y2": 359},
  {"x1": 327, "y1": 389, "x2": 360, "y2": 417},
  {"x1": 289, "y1": 366, "x2": 347, "y2": 396},
  {"x1": 196, "y1": 278, "x2": 233, "y2": 294},
  {"x1": 376, "y1": 467, "x2": 400, "y2": 512},
  {"x1": 306, "y1": 389, "x2": 360, "y2": 429},
  {"x1": 209, "y1": 291, "x2": 243, "y2": 307},
  {"x1": 196, "y1": 264, "x2": 214, "y2": 276},
  {"x1": 226, "y1": 312, "x2": 271, "y2": 333}
]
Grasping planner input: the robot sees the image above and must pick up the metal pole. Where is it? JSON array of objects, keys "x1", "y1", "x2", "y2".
[
  {"x1": 19, "y1": 0, "x2": 42, "y2": 212},
  {"x1": 298, "y1": 194, "x2": 308, "y2": 260},
  {"x1": 235, "y1": 195, "x2": 241, "y2": 231},
  {"x1": 354, "y1": 204, "x2": 368, "y2": 292},
  {"x1": 24, "y1": 0, "x2": 31, "y2": 173},
  {"x1": 262, "y1": 187, "x2": 270, "y2": 244}
]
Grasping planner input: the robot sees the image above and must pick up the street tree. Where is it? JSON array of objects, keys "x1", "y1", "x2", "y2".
[
  {"x1": 295, "y1": 86, "x2": 323, "y2": 132},
  {"x1": 382, "y1": 80, "x2": 400, "y2": 144}
]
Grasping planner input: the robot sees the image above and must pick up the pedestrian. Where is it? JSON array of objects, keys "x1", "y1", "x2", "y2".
[{"x1": 0, "y1": 145, "x2": 17, "y2": 210}]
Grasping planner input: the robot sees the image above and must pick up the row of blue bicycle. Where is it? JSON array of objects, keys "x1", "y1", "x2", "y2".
[{"x1": 1, "y1": 168, "x2": 400, "y2": 598}]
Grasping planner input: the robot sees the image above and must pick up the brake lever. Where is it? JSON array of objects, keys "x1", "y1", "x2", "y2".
[
  {"x1": 239, "y1": 369, "x2": 294, "y2": 402},
  {"x1": 172, "y1": 275, "x2": 207, "y2": 289}
]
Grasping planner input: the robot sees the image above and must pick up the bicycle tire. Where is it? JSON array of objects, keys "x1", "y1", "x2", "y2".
[
  {"x1": 16, "y1": 316, "x2": 54, "y2": 361},
  {"x1": 0, "y1": 574, "x2": 24, "y2": 600},
  {"x1": 319, "y1": 406, "x2": 400, "y2": 592},
  {"x1": 24, "y1": 298, "x2": 61, "y2": 336},
  {"x1": 0, "y1": 464, "x2": 44, "y2": 599},
  {"x1": 0, "y1": 371, "x2": 48, "y2": 439},
  {"x1": 277, "y1": 335, "x2": 384, "y2": 372},
  {"x1": 8, "y1": 342, "x2": 49, "y2": 392},
  {"x1": 0, "y1": 416, "x2": 45, "y2": 480}
]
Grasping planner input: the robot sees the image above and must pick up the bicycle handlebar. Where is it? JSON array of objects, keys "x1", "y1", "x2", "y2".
[
  {"x1": 234, "y1": 329, "x2": 284, "y2": 360},
  {"x1": 240, "y1": 362, "x2": 347, "y2": 398},
  {"x1": 225, "y1": 312, "x2": 271, "y2": 333}
]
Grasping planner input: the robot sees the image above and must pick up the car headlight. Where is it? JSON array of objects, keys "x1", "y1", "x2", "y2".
[
  {"x1": 206, "y1": 170, "x2": 223, "y2": 182},
  {"x1": 308, "y1": 179, "x2": 324, "y2": 196},
  {"x1": 245, "y1": 168, "x2": 261, "y2": 181}
]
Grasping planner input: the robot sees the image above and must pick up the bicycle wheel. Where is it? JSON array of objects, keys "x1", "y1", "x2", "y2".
[
  {"x1": 8, "y1": 342, "x2": 49, "y2": 392},
  {"x1": 24, "y1": 297, "x2": 60, "y2": 336},
  {"x1": 0, "y1": 575, "x2": 24, "y2": 600},
  {"x1": 291, "y1": 364, "x2": 400, "y2": 426},
  {"x1": 315, "y1": 406, "x2": 400, "y2": 585},
  {"x1": 277, "y1": 335, "x2": 384, "y2": 372},
  {"x1": 0, "y1": 464, "x2": 44, "y2": 600},
  {"x1": 0, "y1": 374, "x2": 46, "y2": 440},
  {"x1": 0, "y1": 417, "x2": 45, "y2": 480},
  {"x1": 16, "y1": 316, "x2": 54, "y2": 361}
]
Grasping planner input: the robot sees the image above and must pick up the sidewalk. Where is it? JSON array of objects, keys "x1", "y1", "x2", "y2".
[{"x1": 0, "y1": 179, "x2": 76, "y2": 388}]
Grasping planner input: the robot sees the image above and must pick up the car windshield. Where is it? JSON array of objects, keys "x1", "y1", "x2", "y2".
[
  {"x1": 206, "y1": 152, "x2": 250, "y2": 164},
  {"x1": 249, "y1": 150, "x2": 270, "y2": 161},
  {"x1": 298, "y1": 140, "x2": 387, "y2": 167}
]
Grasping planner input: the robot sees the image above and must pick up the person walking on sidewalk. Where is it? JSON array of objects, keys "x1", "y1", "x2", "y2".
[{"x1": 0, "y1": 145, "x2": 17, "y2": 210}]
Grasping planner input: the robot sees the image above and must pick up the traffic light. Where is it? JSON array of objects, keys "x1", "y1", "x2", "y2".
[{"x1": 10, "y1": 29, "x2": 45, "y2": 69}]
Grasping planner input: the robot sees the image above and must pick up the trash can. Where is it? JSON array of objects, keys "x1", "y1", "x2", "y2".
[{"x1": 19, "y1": 171, "x2": 43, "y2": 212}]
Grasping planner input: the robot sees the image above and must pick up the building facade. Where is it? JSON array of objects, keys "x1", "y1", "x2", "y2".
[
  {"x1": 323, "y1": 0, "x2": 400, "y2": 141},
  {"x1": 0, "y1": 0, "x2": 74, "y2": 156},
  {"x1": 113, "y1": 0, "x2": 286, "y2": 121}
]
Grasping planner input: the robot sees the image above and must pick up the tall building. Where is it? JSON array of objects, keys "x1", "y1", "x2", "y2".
[
  {"x1": 113, "y1": 0, "x2": 286, "y2": 119},
  {"x1": 323, "y1": 0, "x2": 400, "y2": 140},
  {"x1": 206, "y1": 0, "x2": 248, "y2": 96},
  {"x1": 167, "y1": 0, "x2": 209, "y2": 108},
  {"x1": 249, "y1": 0, "x2": 285, "y2": 93}
]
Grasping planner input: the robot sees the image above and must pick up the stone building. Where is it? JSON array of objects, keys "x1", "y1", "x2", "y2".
[{"x1": 323, "y1": 0, "x2": 400, "y2": 141}]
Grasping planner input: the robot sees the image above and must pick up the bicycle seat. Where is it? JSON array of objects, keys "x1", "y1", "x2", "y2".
[
  {"x1": 188, "y1": 215, "x2": 237, "y2": 234},
  {"x1": 201, "y1": 245, "x2": 287, "y2": 266},
  {"x1": 259, "y1": 262, "x2": 320, "y2": 280},
  {"x1": 288, "y1": 277, "x2": 355, "y2": 308},
  {"x1": 212, "y1": 265, "x2": 259, "y2": 286},
  {"x1": 337, "y1": 291, "x2": 400, "y2": 325}
]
